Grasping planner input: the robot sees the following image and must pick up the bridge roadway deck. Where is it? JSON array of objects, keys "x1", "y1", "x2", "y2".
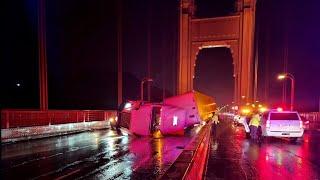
[
  {"x1": 1, "y1": 126, "x2": 202, "y2": 179},
  {"x1": 205, "y1": 120, "x2": 320, "y2": 179}
]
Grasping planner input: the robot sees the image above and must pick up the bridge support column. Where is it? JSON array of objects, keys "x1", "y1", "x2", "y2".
[
  {"x1": 177, "y1": 0, "x2": 194, "y2": 94},
  {"x1": 38, "y1": 0, "x2": 48, "y2": 111},
  {"x1": 177, "y1": 0, "x2": 256, "y2": 104},
  {"x1": 238, "y1": 0, "x2": 256, "y2": 103}
]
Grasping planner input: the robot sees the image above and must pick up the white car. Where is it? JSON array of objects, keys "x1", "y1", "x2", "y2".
[
  {"x1": 260, "y1": 110, "x2": 304, "y2": 141},
  {"x1": 234, "y1": 115, "x2": 250, "y2": 134},
  {"x1": 234, "y1": 115, "x2": 246, "y2": 124}
]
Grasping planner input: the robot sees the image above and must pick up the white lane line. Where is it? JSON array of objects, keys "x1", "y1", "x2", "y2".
[{"x1": 55, "y1": 169, "x2": 81, "y2": 180}]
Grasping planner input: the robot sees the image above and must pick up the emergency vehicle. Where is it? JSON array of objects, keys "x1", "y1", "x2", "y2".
[{"x1": 260, "y1": 109, "x2": 304, "y2": 141}]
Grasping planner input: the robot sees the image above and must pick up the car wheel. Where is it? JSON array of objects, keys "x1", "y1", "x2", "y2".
[
  {"x1": 246, "y1": 132, "x2": 251, "y2": 139},
  {"x1": 290, "y1": 137, "x2": 298, "y2": 142},
  {"x1": 262, "y1": 136, "x2": 268, "y2": 142}
]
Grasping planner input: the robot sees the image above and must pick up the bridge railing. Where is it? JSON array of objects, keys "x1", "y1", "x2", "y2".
[
  {"x1": 1, "y1": 109, "x2": 117, "y2": 129},
  {"x1": 299, "y1": 112, "x2": 320, "y2": 130}
]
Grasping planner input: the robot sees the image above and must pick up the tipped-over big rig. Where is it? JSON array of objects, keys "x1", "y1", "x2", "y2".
[{"x1": 111, "y1": 91, "x2": 216, "y2": 136}]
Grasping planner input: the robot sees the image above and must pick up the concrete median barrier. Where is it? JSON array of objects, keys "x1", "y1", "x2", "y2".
[{"x1": 160, "y1": 122, "x2": 212, "y2": 180}]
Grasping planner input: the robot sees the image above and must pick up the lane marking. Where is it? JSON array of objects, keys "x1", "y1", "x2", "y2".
[{"x1": 55, "y1": 169, "x2": 81, "y2": 180}]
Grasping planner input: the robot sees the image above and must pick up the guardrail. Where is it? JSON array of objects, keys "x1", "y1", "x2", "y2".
[
  {"x1": 1, "y1": 110, "x2": 117, "y2": 129},
  {"x1": 299, "y1": 112, "x2": 320, "y2": 130}
]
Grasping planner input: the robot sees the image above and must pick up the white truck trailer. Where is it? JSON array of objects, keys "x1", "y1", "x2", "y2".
[{"x1": 114, "y1": 91, "x2": 216, "y2": 136}]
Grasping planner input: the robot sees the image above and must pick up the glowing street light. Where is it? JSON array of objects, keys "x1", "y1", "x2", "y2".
[
  {"x1": 240, "y1": 95, "x2": 247, "y2": 104},
  {"x1": 141, "y1": 77, "x2": 153, "y2": 101},
  {"x1": 277, "y1": 74, "x2": 286, "y2": 80},
  {"x1": 241, "y1": 108, "x2": 251, "y2": 114},
  {"x1": 277, "y1": 73, "x2": 295, "y2": 111}
]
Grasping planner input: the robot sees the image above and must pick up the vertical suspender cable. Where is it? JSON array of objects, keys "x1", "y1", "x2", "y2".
[
  {"x1": 117, "y1": 0, "x2": 123, "y2": 106},
  {"x1": 147, "y1": 1, "x2": 152, "y2": 102}
]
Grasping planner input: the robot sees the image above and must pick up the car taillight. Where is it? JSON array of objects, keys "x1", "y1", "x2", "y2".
[
  {"x1": 300, "y1": 120, "x2": 303, "y2": 129},
  {"x1": 266, "y1": 120, "x2": 270, "y2": 128},
  {"x1": 276, "y1": 107, "x2": 283, "y2": 112}
]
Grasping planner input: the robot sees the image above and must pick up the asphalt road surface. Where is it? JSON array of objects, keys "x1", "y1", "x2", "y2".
[
  {"x1": 1, "y1": 126, "x2": 202, "y2": 179},
  {"x1": 205, "y1": 119, "x2": 320, "y2": 179}
]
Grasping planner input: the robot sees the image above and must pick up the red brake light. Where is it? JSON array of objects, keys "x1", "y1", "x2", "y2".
[
  {"x1": 277, "y1": 107, "x2": 283, "y2": 112},
  {"x1": 266, "y1": 120, "x2": 270, "y2": 128}
]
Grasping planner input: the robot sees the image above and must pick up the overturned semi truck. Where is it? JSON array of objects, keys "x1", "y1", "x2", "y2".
[{"x1": 112, "y1": 91, "x2": 216, "y2": 136}]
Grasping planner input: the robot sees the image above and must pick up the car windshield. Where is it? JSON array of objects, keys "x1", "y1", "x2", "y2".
[{"x1": 270, "y1": 113, "x2": 299, "y2": 120}]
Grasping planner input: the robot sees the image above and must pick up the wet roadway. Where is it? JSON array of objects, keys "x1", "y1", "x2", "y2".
[
  {"x1": 1, "y1": 126, "x2": 202, "y2": 179},
  {"x1": 205, "y1": 119, "x2": 320, "y2": 180}
]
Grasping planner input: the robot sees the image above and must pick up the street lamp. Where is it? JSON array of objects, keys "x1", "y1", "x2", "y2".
[
  {"x1": 277, "y1": 73, "x2": 295, "y2": 111},
  {"x1": 241, "y1": 95, "x2": 247, "y2": 104},
  {"x1": 141, "y1": 77, "x2": 153, "y2": 101},
  {"x1": 277, "y1": 74, "x2": 286, "y2": 80}
]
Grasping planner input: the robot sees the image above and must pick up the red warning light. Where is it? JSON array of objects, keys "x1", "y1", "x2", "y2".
[{"x1": 276, "y1": 107, "x2": 283, "y2": 112}]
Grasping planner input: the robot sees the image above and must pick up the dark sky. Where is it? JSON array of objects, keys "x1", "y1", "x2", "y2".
[
  {"x1": 256, "y1": 0, "x2": 320, "y2": 111},
  {"x1": 194, "y1": 48, "x2": 234, "y2": 106},
  {"x1": 45, "y1": 0, "x2": 118, "y2": 109},
  {"x1": 1, "y1": 0, "x2": 320, "y2": 111}
]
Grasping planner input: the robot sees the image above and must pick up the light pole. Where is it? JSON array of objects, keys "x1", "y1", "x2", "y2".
[
  {"x1": 141, "y1": 77, "x2": 153, "y2": 101},
  {"x1": 241, "y1": 95, "x2": 246, "y2": 105},
  {"x1": 277, "y1": 73, "x2": 295, "y2": 111}
]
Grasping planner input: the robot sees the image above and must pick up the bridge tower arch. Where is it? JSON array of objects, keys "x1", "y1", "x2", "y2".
[{"x1": 177, "y1": 0, "x2": 256, "y2": 103}]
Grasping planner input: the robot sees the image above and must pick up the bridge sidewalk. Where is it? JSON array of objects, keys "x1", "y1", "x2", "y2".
[{"x1": 1, "y1": 121, "x2": 110, "y2": 143}]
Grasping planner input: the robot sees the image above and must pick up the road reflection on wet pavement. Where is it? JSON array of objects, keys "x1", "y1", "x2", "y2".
[
  {"x1": 205, "y1": 119, "x2": 320, "y2": 179},
  {"x1": 1, "y1": 126, "x2": 201, "y2": 179}
]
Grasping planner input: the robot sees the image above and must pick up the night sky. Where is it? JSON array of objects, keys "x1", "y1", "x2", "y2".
[
  {"x1": 194, "y1": 48, "x2": 234, "y2": 105},
  {"x1": 1, "y1": 0, "x2": 320, "y2": 111},
  {"x1": 256, "y1": 0, "x2": 320, "y2": 111}
]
